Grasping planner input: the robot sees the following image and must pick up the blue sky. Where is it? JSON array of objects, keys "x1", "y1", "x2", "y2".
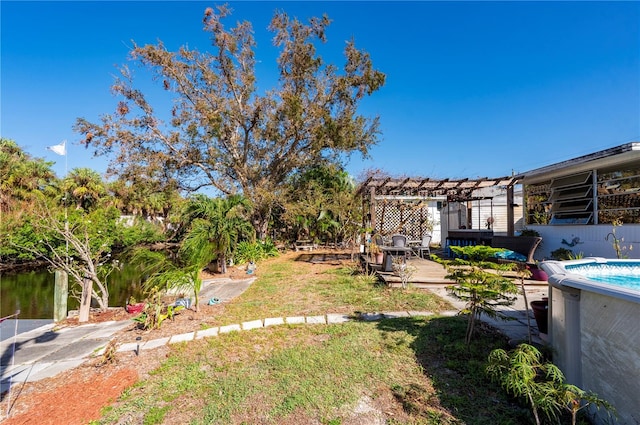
[{"x1": 2, "y1": 1, "x2": 639, "y2": 182}]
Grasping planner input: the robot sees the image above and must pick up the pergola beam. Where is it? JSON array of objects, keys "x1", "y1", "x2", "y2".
[{"x1": 358, "y1": 175, "x2": 520, "y2": 236}]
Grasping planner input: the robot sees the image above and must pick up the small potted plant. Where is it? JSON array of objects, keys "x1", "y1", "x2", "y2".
[
  {"x1": 369, "y1": 234, "x2": 384, "y2": 264},
  {"x1": 125, "y1": 296, "x2": 145, "y2": 314}
]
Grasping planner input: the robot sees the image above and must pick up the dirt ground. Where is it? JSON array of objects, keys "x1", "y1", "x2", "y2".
[{"x1": 0, "y1": 267, "x2": 252, "y2": 425}]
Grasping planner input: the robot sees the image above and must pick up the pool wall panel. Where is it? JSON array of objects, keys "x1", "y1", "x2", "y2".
[{"x1": 580, "y1": 292, "x2": 640, "y2": 425}]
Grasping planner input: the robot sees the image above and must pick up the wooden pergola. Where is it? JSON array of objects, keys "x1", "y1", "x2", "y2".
[{"x1": 357, "y1": 176, "x2": 520, "y2": 237}]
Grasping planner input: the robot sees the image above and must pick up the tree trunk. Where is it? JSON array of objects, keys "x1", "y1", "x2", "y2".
[
  {"x1": 252, "y1": 202, "x2": 272, "y2": 241},
  {"x1": 78, "y1": 277, "x2": 92, "y2": 322},
  {"x1": 219, "y1": 254, "x2": 227, "y2": 274},
  {"x1": 253, "y1": 217, "x2": 269, "y2": 241},
  {"x1": 89, "y1": 274, "x2": 110, "y2": 311},
  {"x1": 520, "y1": 276, "x2": 533, "y2": 345}
]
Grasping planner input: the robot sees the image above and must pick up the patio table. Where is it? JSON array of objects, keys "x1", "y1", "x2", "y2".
[{"x1": 380, "y1": 246, "x2": 413, "y2": 272}]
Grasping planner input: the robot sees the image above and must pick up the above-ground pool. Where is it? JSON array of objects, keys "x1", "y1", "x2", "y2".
[
  {"x1": 540, "y1": 258, "x2": 640, "y2": 425},
  {"x1": 542, "y1": 257, "x2": 640, "y2": 303}
]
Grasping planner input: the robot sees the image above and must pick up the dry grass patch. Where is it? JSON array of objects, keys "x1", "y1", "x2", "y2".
[
  {"x1": 98, "y1": 321, "x2": 452, "y2": 424},
  {"x1": 216, "y1": 251, "x2": 450, "y2": 326}
]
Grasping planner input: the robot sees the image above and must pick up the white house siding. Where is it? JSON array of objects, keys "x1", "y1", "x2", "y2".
[{"x1": 528, "y1": 224, "x2": 640, "y2": 260}]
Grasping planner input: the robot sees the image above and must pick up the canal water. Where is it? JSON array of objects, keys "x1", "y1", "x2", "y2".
[{"x1": 0, "y1": 264, "x2": 146, "y2": 319}]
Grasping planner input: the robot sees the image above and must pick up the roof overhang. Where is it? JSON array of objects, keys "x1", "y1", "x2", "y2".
[{"x1": 515, "y1": 142, "x2": 640, "y2": 184}]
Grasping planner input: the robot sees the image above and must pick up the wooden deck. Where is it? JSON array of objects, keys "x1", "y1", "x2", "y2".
[{"x1": 369, "y1": 256, "x2": 454, "y2": 285}]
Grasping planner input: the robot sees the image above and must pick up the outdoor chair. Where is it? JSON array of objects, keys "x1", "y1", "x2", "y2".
[
  {"x1": 413, "y1": 234, "x2": 432, "y2": 259},
  {"x1": 390, "y1": 234, "x2": 412, "y2": 259},
  {"x1": 391, "y1": 234, "x2": 407, "y2": 247},
  {"x1": 490, "y1": 236, "x2": 542, "y2": 264}
]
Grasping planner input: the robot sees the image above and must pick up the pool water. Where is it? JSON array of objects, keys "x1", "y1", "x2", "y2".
[{"x1": 565, "y1": 262, "x2": 640, "y2": 291}]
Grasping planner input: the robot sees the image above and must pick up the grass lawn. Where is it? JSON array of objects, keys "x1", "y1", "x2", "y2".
[{"x1": 96, "y1": 252, "x2": 533, "y2": 424}]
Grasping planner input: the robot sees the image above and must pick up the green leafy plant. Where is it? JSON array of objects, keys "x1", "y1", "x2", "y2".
[
  {"x1": 487, "y1": 343, "x2": 563, "y2": 425},
  {"x1": 132, "y1": 287, "x2": 185, "y2": 330},
  {"x1": 567, "y1": 251, "x2": 584, "y2": 260},
  {"x1": 234, "y1": 238, "x2": 279, "y2": 265},
  {"x1": 181, "y1": 194, "x2": 254, "y2": 274},
  {"x1": 558, "y1": 384, "x2": 616, "y2": 425},
  {"x1": 435, "y1": 245, "x2": 519, "y2": 344},
  {"x1": 550, "y1": 247, "x2": 573, "y2": 261},
  {"x1": 234, "y1": 241, "x2": 263, "y2": 264},
  {"x1": 487, "y1": 343, "x2": 615, "y2": 425},
  {"x1": 519, "y1": 228, "x2": 541, "y2": 237},
  {"x1": 129, "y1": 248, "x2": 204, "y2": 311},
  {"x1": 259, "y1": 237, "x2": 280, "y2": 258}
]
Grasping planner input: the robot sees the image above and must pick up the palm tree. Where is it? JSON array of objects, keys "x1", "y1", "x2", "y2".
[
  {"x1": 282, "y1": 164, "x2": 358, "y2": 246},
  {"x1": 182, "y1": 194, "x2": 254, "y2": 274},
  {"x1": 130, "y1": 247, "x2": 206, "y2": 312},
  {"x1": 0, "y1": 138, "x2": 56, "y2": 213},
  {"x1": 63, "y1": 168, "x2": 106, "y2": 211},
  {"x1": 108, "y1": 176, "x2": 182, "y2": 232},
  {"x1": 130, "y1": 194, "x2": 253, "y2": 312}
]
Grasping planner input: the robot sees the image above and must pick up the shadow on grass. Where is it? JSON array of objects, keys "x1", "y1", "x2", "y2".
[
  {"x1": 295, "y1": 253, "x2": 353, "y2": 264},
  {"x1": 376, "y1": 315, "x2": 532, "y2": 425}
]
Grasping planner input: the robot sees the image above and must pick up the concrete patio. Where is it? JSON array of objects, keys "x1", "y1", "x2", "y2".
[{"x1": 365, "y1": 253, "x2": 550, "y2": 345}]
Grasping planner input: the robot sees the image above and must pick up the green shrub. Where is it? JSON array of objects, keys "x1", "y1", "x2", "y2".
[
  {"x1": 487, "y1": 343, "x2": 615, "y2": 425},
  {"x1": 132, "y1": 287, "x2": 185, "y2": 330},
  {"x1": 234, "y1": 238, "x2": 280, "y2": 264},
  {"x1": 550, "y1": 247, "x2": 573, "y2": 260},
  {"x1": 234, "y1": 241, "x2": 263, "y2": 264}
]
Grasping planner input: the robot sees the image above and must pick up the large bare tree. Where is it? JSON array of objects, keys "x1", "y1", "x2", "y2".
[{"x1": 75, "y1": 5, "x2": 385, "y2": 238}]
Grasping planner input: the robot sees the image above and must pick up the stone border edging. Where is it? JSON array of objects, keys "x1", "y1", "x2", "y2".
[{"x1": 109, "y1": 310, "x2": 461, "y2": 355}]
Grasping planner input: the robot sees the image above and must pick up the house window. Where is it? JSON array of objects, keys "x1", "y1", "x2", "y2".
[
  {"x1": 597, "y1": 167, "x2": 640, "y2": 224},
  {"x1": 548, "y1": 171, "x2": 594, "y2": 225},
  {"x1": 526, "y1": 164, "x2": 640, "y2": 225},
  {"x1": 525, "y1": 182, "x2": 551, "y2": 224},
  {"x1": 525, "y1": 171, "x2": 595, "y2": 225}
]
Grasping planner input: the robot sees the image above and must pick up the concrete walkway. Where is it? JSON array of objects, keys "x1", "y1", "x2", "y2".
[
  {"x1": 1, "y1": 273, "x2": 549, "y2": 395},
  {"x1": 0, "y1": 276, "x2": 256, "y2": 393},
  {"x1": 1, "y1": 320, "x2": 130, "y2": 393},
  {"x1": 421, "y1": 282, "x2": 549, "y2": 345}
]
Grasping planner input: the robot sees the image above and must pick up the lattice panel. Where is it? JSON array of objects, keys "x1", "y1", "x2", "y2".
[{"x1": 375, "y1": 199, "x2": 433, "y2": 240}]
